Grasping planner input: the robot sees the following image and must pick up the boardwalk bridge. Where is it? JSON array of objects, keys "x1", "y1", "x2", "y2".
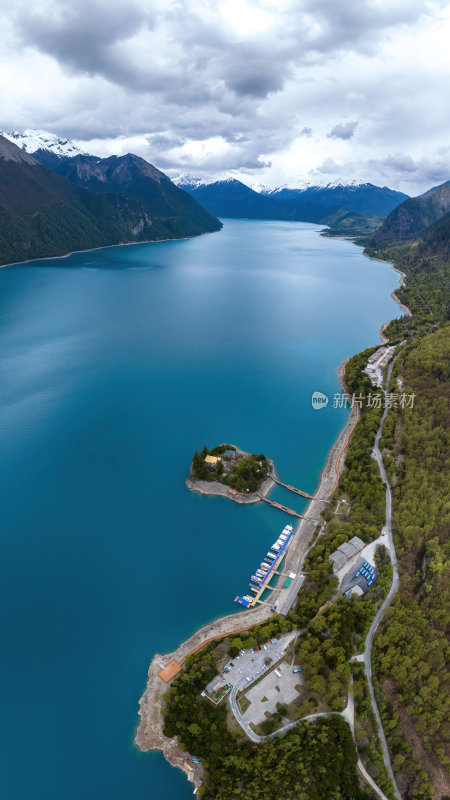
[
  {"x1": 257, "y1": 473, "x2": 328, "y2": 522},
  {"x1": 269, "y1": 474, "x2": 328, "y2": 502}
]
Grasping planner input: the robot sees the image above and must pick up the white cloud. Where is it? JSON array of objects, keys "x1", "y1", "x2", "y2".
[{"x1": 0, "y1": 0, "x2": 449, "y2": 193}]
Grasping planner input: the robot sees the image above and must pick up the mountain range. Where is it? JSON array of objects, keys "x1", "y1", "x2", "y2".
[
  {"x1": 175, "y1": 176, "x2": 409, "y2": 225},
  {"x1": 0, "y1": 133, "x2": 221, "y2": 266},
  {"x1": 2, "y1": 128, "x2": 449, "y2": 267}
]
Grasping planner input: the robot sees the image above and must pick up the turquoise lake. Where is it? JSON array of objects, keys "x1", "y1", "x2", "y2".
[{"x1": 0, "y1": 220, "x2": 402, "y2": 799}]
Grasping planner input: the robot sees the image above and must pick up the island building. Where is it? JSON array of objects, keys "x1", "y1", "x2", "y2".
[
  {"x1": 205, "y1": 454, "x2": 221, "y2": 467},
  {"x1": 329, "y1": 536, "x2": 365, "y2": 573}
]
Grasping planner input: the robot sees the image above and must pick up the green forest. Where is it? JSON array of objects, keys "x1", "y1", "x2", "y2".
[
  {"x1": 190, "y1": 445, "x2": 270, "y2": 492},
  {"x1": 163, "y1": 639, "x2": 366, "y2": 800},
  {"x1": 163, "y1": 213, "x2": 449, "y2": 799},
  {"x1": 360, "y1": 216, "x2": 449, "y2": 799}
]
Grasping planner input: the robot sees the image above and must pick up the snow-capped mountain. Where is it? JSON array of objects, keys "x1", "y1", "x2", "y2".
[
  {"x1": 0, "y1": 129, "x2": 88, "y2": 159},
  {"x1": 262, "y1": 178, "x2": 364, "y2": 196},
  {"x1": 250, "y1": 181, "x2": 275, "y2": 194},
  {"x1": 173, "y1": 173, "x2": 217, "y2": 189},
  {"x1": 179, "y1": 176, "x2": 408, "y2": 221},
  {"x1": 179, "y1": 176, "x2": 367, "y2": 195}
]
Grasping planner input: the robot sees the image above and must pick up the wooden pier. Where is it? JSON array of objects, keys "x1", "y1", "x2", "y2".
[
  {"x1": 260, "y1": 496, "x2": 316, "y2": 521},
  {"x1": 270, "y1": 474, "x2": 327, "y2": 502}
]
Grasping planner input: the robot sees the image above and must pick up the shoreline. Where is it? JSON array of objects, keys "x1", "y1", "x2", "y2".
[
  {"x1": 134, "y1": 237, "x2": 406, "y2": 789},
  {"x1": 186, "y1": 450, "x2": 276, "y2": 504},
  {"x1": 374, "y1": 262, "x2": 412, "y2": 341},
  {"x1": 134, "y1": 358, "x2": 358, "y2": 761},
  {"x1": 0, "y1": 228, "x2": 222, "y2": 271}
]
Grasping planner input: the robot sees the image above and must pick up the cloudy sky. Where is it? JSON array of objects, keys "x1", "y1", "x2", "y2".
[{"x1": 1, "y1": 0, "x2": 449, "y2": 194}]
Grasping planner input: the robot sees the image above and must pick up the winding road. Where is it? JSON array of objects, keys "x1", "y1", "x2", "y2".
[
  {"x1": 361, "y1": 355, "x2": 402, "y2": 800},
  {"x1": 229, "y1": 353, "x2": 404, "y2": 799}
]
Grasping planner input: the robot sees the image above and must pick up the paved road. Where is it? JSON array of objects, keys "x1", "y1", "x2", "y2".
[
  {"x1": 230, "y1": 356, "x2": 404, "y2": 799},
  {"x1": 358, "y1": 759, "x2": 392, "y2": 800},
  {"x1": 231, "y1": 658, "x2": 392, "y2": 800},
  {"x1": 362, "y1": 355, "x2": 402, "y2": 800},
  {"x1": 230, "y1": 670, "x2": 344, "y2": 743}
]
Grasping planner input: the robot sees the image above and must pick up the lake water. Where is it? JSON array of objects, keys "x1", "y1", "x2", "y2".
[{"x1": 0, "y1": 220, "x2": 402, "y2": 800}]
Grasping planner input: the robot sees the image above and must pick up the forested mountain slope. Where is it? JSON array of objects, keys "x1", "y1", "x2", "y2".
[
  {"x1": 362, "y1": 215, "x2": 450, "y2": 799},
  {"x1": 50, "y1": 153, "x2": 222, "y2": 237},
  {"x1": 369, "y1": 180, "x2": 450, "y2": 244},
  {"x1": 0, "y1": 135, "x2": 221, "y2": 266}
]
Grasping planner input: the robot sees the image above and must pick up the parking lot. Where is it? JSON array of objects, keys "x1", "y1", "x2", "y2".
[
  {"x1": 204, "y1": 632, "x2": 297, "y2": 697},
  {"x1": 340, "y1": 555, "x2": 378, "y2": 596},
  {"x1": 242, "y1": 664, "x2": 303, "y2": 725}
]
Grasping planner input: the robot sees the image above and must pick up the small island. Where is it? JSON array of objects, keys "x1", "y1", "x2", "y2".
[{"x1": 186, "y1": 444, "x2": 275, "y2": 503}]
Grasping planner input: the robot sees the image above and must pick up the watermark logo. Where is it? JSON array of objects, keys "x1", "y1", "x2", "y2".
[
  {"x1": 311, "y1": 390, "x2": 416, "y2": 410},
  {"x1": 311, "y1": 391, "x2": 329, "y2": 410},
  {"x1": 332, "y1": 392, "x2": 415, "y2": 409}
]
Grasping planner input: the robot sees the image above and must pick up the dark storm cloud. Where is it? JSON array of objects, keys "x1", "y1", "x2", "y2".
[
  {"x1": 17, "y1": 0, "x2": 151, "y2": 76},
  {"x1": 225, "y1": 69, "x2": 284, "y2": 98},
  {"x1": 327, "y1": 121, "x2": 358, "y2": 140},
  {"x1": 12, "y1": 0, "x2": 436, "y2": 99}
]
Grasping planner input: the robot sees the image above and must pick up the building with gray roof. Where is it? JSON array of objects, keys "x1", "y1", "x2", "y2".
[{"x1": 329, "y1": 536, "x2": 365, "y2": 573}]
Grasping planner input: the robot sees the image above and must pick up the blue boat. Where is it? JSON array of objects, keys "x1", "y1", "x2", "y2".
[{"x1": 234, "y1": 596, "x2": 252, "y2": 608}]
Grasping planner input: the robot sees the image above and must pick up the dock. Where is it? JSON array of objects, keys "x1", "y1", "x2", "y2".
[
  {"x1": 234, "y1": 524, "x2": 296, "y2": 610},
  {"x1": 260, "y1": 496, "x2": 317, "y2": 522},
  {"x1": 269, "y1": 474, "x2": 327, "y2": 502}
]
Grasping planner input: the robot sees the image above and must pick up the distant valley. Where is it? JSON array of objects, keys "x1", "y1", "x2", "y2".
[
  {"x1": 1, "y1": 128, "x2": 450, "y2": 267},
  {"x1": 175, "y1": 175, "x2": 409, "y2": 234}
]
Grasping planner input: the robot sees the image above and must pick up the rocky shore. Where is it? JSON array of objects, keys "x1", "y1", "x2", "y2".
[
  {"x1": 186, "y1": 447, "x2": 275, "y2": 504},
  {"x1": 135, "y1": 603, "x2": 272, "y2": 756},
  {"x1": 134, "y1": 358, "x2": 359, "y2": 775}
]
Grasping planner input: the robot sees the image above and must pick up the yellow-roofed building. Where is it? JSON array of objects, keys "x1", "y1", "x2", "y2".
[{"x1": 205, "y1": 455, "x2": 221, "y2": 465}]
